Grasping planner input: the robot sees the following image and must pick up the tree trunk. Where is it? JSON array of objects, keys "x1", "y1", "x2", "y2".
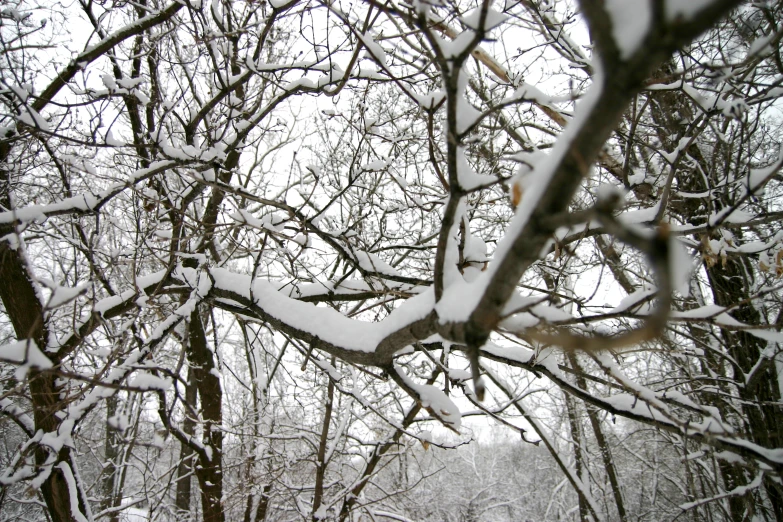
[
  {"x1": 102, "y1": 394, "x2": 122, "y2": 522},
  {"x1": 646, "y1": 68, "x2": 783, "y2": 519},
  {"x1": 312, "y1": 363, "x2": 335, "y2": 521},
  {"x1": 564, "y1": 393, "x2": 589, "y2": 522},
  {"x1": 706, "y1": 257, "x2": 783, "y2": 520},
  {"x1": 567, "y1": 353, "x2": 628, "y2": 522},
  {"x1": 175, "y1": 369, "x2": 198, "y2": 515},
  {"x1": 187, "y1": 310, "x2": 225, "y2": 522},
  {"x1": 1, "y1": 149, "x2": 85, "y2": 521}
]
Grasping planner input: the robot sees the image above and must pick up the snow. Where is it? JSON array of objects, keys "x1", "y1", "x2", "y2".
[
  {"x1": 595, "y1": 352, "x2": 734, "y2": 436},
  {"x1": 101, "y1": 74, "x2": 117, "y2": 90},
  {"x1": 93, "y1": 290, "x2": 137, "y2": 316},
  {"x1": 0, "y1": 340, "x2": 53, "y2": 380},
  {"x1": 396, "y1": 365, "x2": 461, "y2": 429},
  {"x1": 210, "y1": 267, "x2": 435, "y2": 353},
  {"x1": 358, "y1": 32, "x2": 387, "y2": 66},
  {"x1": 707, "y1": 206, "x2": 754, "y2": 227},
  {"x1": 136, "y1": 269, "x2": 169, "y2": 289},
  {"x1": 447, "y1": 368, "x2": 471, "y2": 382},
  {"x1": 278, "y1": 278, "x2": 414, "y2": 300},
  {"x1": 460, "y1": 6, "x2": 508, "y2": 32},
  {"x1": 105, "y1": 130, "x2": 124, "y2": 146},
  {"x1": 456, "y1": 147, "x2": 494, "y2": 190},
  {"x1": 605, "y1": 0, "x2": 651, "y2": 59},
  {"x1": 435, "y1": 31, "x2": 476, "y2": 59},
  {"x1": 736, "y1": 241, "x2": 768, "y2": 254},
  {"x1": 361, "y1": 159, "x2": 387, "y2": 171},
  {"x1": 108, "y1": 413, "x2": 130, "y2": 432},
  {"x1": 1, "y1": 7, "x2": 27, "y2": 22},
  {"x1": 679, "y1": 472, "x2": 763, "y2": 511},
  {"x1": 603, "y1": 393, "x2": 671, "y2": 424},
  {"x1": 291, "y1": 233, "x2": 308, "y2": 247},
  {"x1": 456, "y1": 96, "x2": 481, "y2": 135},
  {"x1": 0, "y1": 160, "x2": 178, "y2": 225},
  {"x1": 119, "y1": 506, "x2": 149, "y2": 522},
  {"x1": 612, "y1": 286, "x2": 656, "y2": 313},
  {"x1": 492, "y1": 72, "x2": 604, "y2": 266},
  {"x1": 747, "y1": 329, "x2": 783, "y2": 344},
  {"x1": 481, "y1": 342, "x2": 536, "y2": 367},
  {"x1": 1, "y1": 2, "x2": 776, "y2": 514},
  {"x1": 41, "y1": 418, "x2": 76, "y2": 452},
  {"x1": 748, "y1": 33, "x2": 775, "y2": 58},
  {"x1": 269, "y1": 0, "x2": 297, "y2": 8},
  {"x1": 718, "y1": 437, "x2": 783, "y2": 464},
  {"x1": 670, "y1": 236, "x2": 694, "y2": 295},
  {"x1": 8, "y1": 84, "x2": 29, "y2": 102},
  {"x1": 499, "y1": 312, "x2": 540, "y2": 331},
  {"x1": 748, "y1": 149, "x2": 783, "y2": 192},
  {"x1": 508, "y1": 82, "x2": 553, "y2": 104},
  {"x1": 0, "y1": 398, "x2": 34, "y2": 434},
  {"x1": 128, "y1": 372, "x2": 172, "y2": 391},
  {"x1": 116, "y1": 77, "x2": 144, "y2": 89},
  {"x1": 463, "y1": 230, "x2": 487, "y2": 263},
  {"x1": 45, "y1": 283, "x2": 88, "y2": 309},
  {"x1": 354, "y1": 250, "x2": 400, "y2": 276},
  {"x1": 17, "y1": 107, "x2": 50, "y2": 131},
  {"x1": 437, "y1": 75, "x2": 605, "y2": 326},
  {"x1": 529, "y1": 303, "x2": 575, "y2": 322},
  {"x1": 666, "y1": 0, "x2": 717, "y2": 21},
  {"x1": 82, "y1": 271, "x2": 167, "y2": 322},
  {"x1": 618, "y1": 204, "x2": 661, "y2": 224},
  {"x1": 285, "y1": 77, "x2": 316, "y2": 90},
  {"x1": 231, "y1": 209, "x2": 286, "y2": 233},
  {"x1": 56, "y1": 462, "x2": 89, "y2": 522},
  {"x1": 411, "y1": 90, "x2": 446, "y2": 109},
  {"x1": 673, "y1": 304, "x2": 728, "y2": 319}
]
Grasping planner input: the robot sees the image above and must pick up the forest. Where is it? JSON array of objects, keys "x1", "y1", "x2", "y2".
[{"x1": 1, "y1": 0, "x2": 782, "y2": 520}]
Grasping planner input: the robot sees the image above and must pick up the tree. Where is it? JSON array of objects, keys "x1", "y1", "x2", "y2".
[{"x1": 1, "y1": 0, "x2": 782, "y2": 520}]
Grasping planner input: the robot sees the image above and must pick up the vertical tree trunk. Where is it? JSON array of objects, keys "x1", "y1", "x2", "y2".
[
  {"x1": 646, "y1": 69, "x2": 783, "y2": 519},
  {"x1": 242, "y1": 323, "x2": 274, "y2": 522},
  {"x1": 175, "y1": 369, "x2": 198, "y2": 515},
  {"x1": 1, "y1": 146, "x2": 84, "y2": 521},
  {"x1": 564, "y1": 393, "x2": 589, "y2": 522},
  {"x1": 567, "y1": 353, "x2": 628, "y2": 522},
  {"x1": 312, "y1": 361, "x2": 335, "y2": 520},
  {"x1": 187, "y1": 310, "x2": 225, "y2": 522},
  {"x1": 102, "y1": 394, "x2": 122, "y2": 522},
  {"x1": 706, "y1": 257, "x2": 783, "y2": 520}
]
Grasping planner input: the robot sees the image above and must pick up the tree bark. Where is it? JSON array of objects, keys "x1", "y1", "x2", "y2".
[
  {"x1": 175, "y1": 369, "x2": 198, "y2": 515},
  {"x1": 1, "y1": 145, "x2": 85, "y2": 521},
  {"x1": 567, "y1": 353, "x2": 628, "y2": 521},
  {"x1": 564, "y1": 392, "x2": 589, "y2": 522},
  {"x1": 646, "y1": 69, "x2": 783, "y2": 519},
  {"x1": 187, "y1": 310, "x2": 225, "y2": 522},
  {"x1": 312, "y1": 361, "x2": 335, "y2": 521}
]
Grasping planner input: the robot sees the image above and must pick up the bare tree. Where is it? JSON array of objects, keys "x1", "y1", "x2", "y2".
[{"x1": 1, "y1": 0, "x2": 781, "y2": 521}]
